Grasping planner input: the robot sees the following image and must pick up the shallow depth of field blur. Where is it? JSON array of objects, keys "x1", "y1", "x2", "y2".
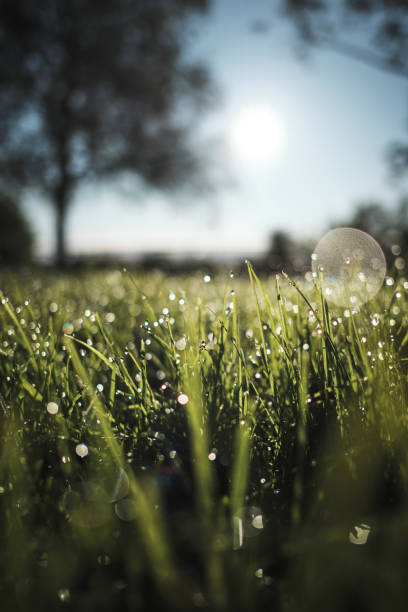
[
  {"x1": 1, "y1": 262, "x2": 408, "y2": 611},
  {"x1": 3, "y1": 1, "x2": 408, "y2": 611}
]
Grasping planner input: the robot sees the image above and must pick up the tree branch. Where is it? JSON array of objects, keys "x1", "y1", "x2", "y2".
[{"x1": 319, "y1": 33, "x2": 408, "y2": 79}]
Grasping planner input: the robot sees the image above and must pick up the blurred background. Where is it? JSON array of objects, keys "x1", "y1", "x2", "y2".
[{"x1": 1, "y1": 0, "x2": 408, "y2": 272}]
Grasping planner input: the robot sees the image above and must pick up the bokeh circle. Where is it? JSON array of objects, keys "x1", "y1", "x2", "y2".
[{"x1": 312, "y1": 228, "x2": 386, "y2": 307}]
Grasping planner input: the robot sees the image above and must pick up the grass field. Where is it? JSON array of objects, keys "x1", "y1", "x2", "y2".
[{"x1": 1, "y1": 263, "x2": 408, "y2": 611}]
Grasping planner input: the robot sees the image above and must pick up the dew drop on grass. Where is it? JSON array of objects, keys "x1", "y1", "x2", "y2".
[
  {"x1": 234, "y1": 506, "x2": 264, "y2": 538},
  {"x1": 175, "y1": 337, "x2": 186, "y2": 351},
  {"x1": 46, "y1": 402, "x2": 59, "y2": 415},
  {"x1": 311, "y1": 228, "x2": 386, "y2": 307},
  {"x1": 349, "y1": 523, "x2": 371, "y2": 545},
  {"x1": 251, "y1": 514, "x2": 264, "y2": 529},
  {"x1": 75, "y1": 443, "x2": 89, "y2": 458},
  {"x1": 57, "y1": 588, "x2": 70, "y2": 602},
  {"x1": 63, "y1": 322, "x2": 74, "y2": 334},
  {"x1": 177, "y1": 393, "x2": 189, "y2": 406}
]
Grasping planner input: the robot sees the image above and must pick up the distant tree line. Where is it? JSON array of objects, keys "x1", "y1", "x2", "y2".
[
  {"x1": 3, "y1": 193, "x2": 408, "y2": 272},
  {"x1": 261, "y1": 196, "x2": 408, "y2": 275}
]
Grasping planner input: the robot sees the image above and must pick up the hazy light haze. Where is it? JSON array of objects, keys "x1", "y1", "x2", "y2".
[{"x1": 25, "y1": 0, "x2": 408, "y2": 260}]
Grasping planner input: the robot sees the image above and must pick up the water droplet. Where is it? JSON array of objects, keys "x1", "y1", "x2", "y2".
[
  {"x1": 252, "y1": 514, "x2": 264, "y2": 529},
  {"x1": 234, "y1": 506, "x2": 264, "y2": 538},
  {"x1": 46, "y1": 402, "x2": 59, "y2": 415},
  {"x1": 63, "y1": 322, "x2": 74, "y2": 334},
  {"x1": 57, "y1": 588, "x2": 70, "y2": 602},
  {"x1": 175, "y1": 337, "x2": 186, "y2": 351},
  {"x1": 75, "y1": 443, "x2": 89, "y2": 458},
  {"x1": 349, "y1": 523, "x2": 371, "y2": 545},
  {"x1": 177, "y1": 393, "x2": 189, "y2": 406}
]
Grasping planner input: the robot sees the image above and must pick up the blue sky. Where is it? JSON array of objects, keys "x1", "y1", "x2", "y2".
[{"x1": 25, "y1": 0, "x2": 408, "y2": 259}]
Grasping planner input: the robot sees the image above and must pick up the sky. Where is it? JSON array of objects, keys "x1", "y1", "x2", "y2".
[{"x1": 25, "y1": 0, "x2": 408, "y2": 260}]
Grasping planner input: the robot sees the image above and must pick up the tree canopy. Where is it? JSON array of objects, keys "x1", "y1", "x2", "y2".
[
  {"x1": 281, "y1": 0, "x2": 408, "y2": 78},
  {"x1": 275, "y1": 1, "x2": 408, "y2": 176},
  {"x1": 0, "y1": 193, "x2": 33, "y2": 266},
  {"x1": 0, "y1": 0, "x2": 213, "y2": 266}
]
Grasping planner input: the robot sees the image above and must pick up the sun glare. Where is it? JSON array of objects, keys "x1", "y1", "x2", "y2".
[{"x1": 229, "y1": 106, "x2": 284, "y2": 163}]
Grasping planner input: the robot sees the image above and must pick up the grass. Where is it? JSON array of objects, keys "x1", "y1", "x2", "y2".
[{"x1": 0, "y1": 263, "x2": 408, "y2": 611}]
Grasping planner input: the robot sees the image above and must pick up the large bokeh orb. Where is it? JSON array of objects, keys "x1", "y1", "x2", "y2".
[{"x1": 311, "y1": 228, "x2": 386, "y2": 307}]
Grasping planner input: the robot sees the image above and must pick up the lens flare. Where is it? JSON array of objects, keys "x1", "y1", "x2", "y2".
[{"x1": 312, "y1": 228, "x2": 386, "y2": 307}]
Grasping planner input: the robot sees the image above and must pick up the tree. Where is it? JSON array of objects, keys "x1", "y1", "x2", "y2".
[
  {"x1": 280, "y1": 0, "x2": 408, "y2": 78},
  {"x1": 339, "y1": 197, "x2": 408, "y2": 266},
  {"x1": 0, "y1": 193, "x2": 33, "y2": 266},
  {"x1": 261, "y1": 1, "x2": 408, "y2": 174},
  {"x1": 264, "y1": 230, "x2": 312, "y2": 273},
  {"x1": 0, "y1": 0, "x2": 213, "y2": 266},
  {"x1": 267, "y1": 230, "x2": 294, "y2": 271}
]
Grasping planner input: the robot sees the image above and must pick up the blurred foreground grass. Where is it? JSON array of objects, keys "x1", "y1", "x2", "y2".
[{"x1": 0, "y1": 265, "x2": 408, "y2": 611}]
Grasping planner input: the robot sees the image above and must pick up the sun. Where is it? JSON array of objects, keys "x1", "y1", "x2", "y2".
[{"x1": 229, "y1": 106, "x2": 284, "y2": 163}]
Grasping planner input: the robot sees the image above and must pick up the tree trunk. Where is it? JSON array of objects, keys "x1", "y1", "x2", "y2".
[
  {"x1": 54, "y1": 180, "x2": 69, "y2": 269},
  {"x1": 55, "y1": 201, "x2": 67, "y2": 268}
]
